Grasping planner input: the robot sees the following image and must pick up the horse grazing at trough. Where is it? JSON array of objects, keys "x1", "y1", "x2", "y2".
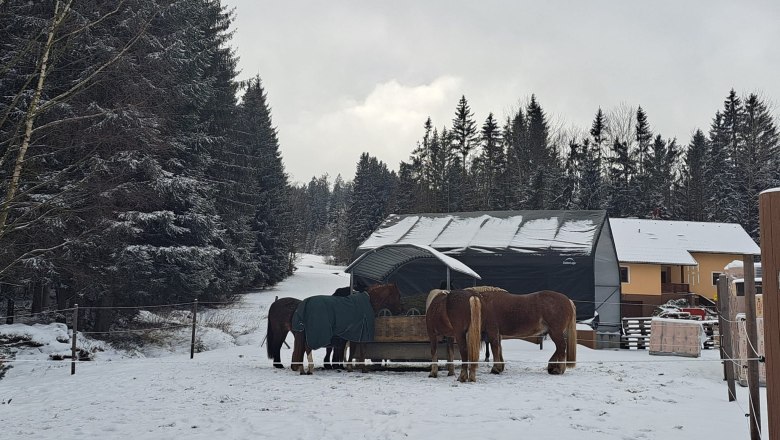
[
  {"x1": 324, "y1": 286, "x2": 352, "y2": 370},
  {"x1": 425, "y1": 289, "x2": 502, "y2": 382},
  {"x1": 477, "y1": 288, "x2": 577, "y2": 375},
  {"x1": 265, "y1": 286, "x2": 363, "y2": 369},
  {"x1": 266, "y1": 297, "x2": 302, "y2": 369},
  {"x1": 291, "y1": 283, "x2": 403, "y2": 375}
]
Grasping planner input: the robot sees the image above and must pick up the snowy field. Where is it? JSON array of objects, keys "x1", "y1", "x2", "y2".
[{"x1": 0, "y1": 254, "x2": 769, "y2": 440}]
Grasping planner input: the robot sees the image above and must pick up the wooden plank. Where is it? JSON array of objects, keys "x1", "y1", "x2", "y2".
[
  {"x1": 759, "y1": 189, "x2": 780, "y2": 440},
  {"x1": 360, "y1": 342, "x2": 461, "y2": 362}
]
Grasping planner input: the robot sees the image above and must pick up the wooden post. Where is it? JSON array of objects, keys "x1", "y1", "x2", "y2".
[
  {"x1": 743, "y1": 255, "x2": 761, "y2": 440},
  {"x1": 71, "y1": 304, "x2": 78, "y2": 375},
  {"x1": 716, "y1": 275, "x2": 736, "y2": 401},
  {"x1": 190, "y1": 299, "x2": 198, "y2": 359},
  {"x1": 759, "y1": 188, "x2": 780, "y2": 439}
]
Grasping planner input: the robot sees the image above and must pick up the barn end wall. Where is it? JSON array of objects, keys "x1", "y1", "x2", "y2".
[{"x1": 593, "y1": 219, "x2": 621, "y2": 333}]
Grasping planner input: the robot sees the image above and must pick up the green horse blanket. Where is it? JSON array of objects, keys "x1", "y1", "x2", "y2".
[{"x1": 291, "y1": 292, "x2": 376, "y2": 350}]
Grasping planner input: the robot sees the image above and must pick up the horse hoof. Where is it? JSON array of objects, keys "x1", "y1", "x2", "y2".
[
  {"x1": 429, "y1": 372, "x2": 438, "y2": 378},
  {"x1": 273, "y1": 363, "x2": 284, "y2": 369},
  {"x1": 547, "y1": 366, "x2": 563, "y2": 375},
  {"x1": 490, "y1": 367, "x2": 501, "y2": 375},
  {"x1": 323, "y1": 364, "x2": 332, "y2": 370},
  {"x1": 447, "y1": 371, "x2": 455, "y2": 376}
]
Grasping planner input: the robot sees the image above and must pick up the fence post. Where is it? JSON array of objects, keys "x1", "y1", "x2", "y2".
[
  {"x1": 190, "y1": 299, "x2": 198, "y2": 359},
  {"x1": 759, "y1": 188, "x2": 779, "y2": 440},
  {"x1": 71, "y1": 304, "x2": 78, "y2": 375},
  {"x1": 716, "y1": 275, "x2": 736, "y2": 401},
  {"x1": 743, "y1": 255, "x2": 761, "y2": 440}
]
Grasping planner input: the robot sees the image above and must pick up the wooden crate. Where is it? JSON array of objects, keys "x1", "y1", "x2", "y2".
[{"x1": 374, "y1": 315, "x2": 428, "y2": 342}]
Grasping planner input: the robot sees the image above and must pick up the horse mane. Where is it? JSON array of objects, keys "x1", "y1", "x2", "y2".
[
  {"x1": 465, "y1": 286, "x2": 507, "y2": 293},
  {"x1": 425, "y1": 289, "x2": 448, "y2": 312}
]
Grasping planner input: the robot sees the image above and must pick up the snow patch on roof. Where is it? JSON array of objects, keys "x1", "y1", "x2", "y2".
[
  {"x1": 610, "y1": 218, "x2": 760, "y2": 265},
  {"x1": 360, "y1": 211, "x2": 603, "y2": 255}
]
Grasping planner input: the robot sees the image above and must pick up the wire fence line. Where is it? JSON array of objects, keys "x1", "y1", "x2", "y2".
[
  {"x1": 1, "y1": 295, "x2": 725, "y2": 322},
  {"x1": 0, "y1": 355, "x2": 766, "y2": 367}
]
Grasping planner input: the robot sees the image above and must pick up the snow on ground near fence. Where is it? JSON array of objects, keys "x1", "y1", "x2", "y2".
[{"x1": 0, "y1": 254, "x2": 770, "y2": 440}]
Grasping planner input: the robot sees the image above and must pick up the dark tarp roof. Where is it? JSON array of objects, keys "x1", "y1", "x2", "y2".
[{"x1": 353, "y1": 210, "x2": 621, "y2": 331}]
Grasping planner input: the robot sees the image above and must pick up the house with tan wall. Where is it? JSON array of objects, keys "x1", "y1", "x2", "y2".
[{"x1": 610, "y1": 218, "x2": 760, "y2": 317}]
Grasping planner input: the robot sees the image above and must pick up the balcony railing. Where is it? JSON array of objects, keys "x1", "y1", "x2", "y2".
[{"x1": 661, "y1": 282, "x2": 689, "y2": 294}]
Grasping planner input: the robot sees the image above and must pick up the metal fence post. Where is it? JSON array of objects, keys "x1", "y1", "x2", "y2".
[
  {"x1": 190, "y1": 299, "x2": 198, "y2": 359},
  {"x1": 71, "y1": 304, "x2": 78, "y2": 375}
]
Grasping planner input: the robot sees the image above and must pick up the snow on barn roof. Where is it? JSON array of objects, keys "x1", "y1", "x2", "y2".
[
  {"x1": 359, "y1": 210, "x2": 606, "y2": 255},
  {"x1": 609, "y1": 218, "x2": 760, "y2": 265}
]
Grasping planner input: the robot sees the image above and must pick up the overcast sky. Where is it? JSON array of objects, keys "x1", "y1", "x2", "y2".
[{"x1": 223, "y1": 1, "x2": 780, "y2": 185}]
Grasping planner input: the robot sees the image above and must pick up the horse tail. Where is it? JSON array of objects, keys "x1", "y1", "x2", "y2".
[
  {"x1": 266, "y1": 313, "x2": 276, "y2": 360},
  {"x1": 468, "y1": 295, "x2": 482, "y2": 368},
  {"x1": 566, "y1": 299, "x2": 577, "y2": 368}
]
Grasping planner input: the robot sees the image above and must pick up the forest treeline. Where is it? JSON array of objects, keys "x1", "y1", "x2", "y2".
[
  {"x1": 296, "y1": 92, "x2": 779, "y2": 264},
  {"x1": 1, "y1": 1, "x2": 778, "y2": 332}
]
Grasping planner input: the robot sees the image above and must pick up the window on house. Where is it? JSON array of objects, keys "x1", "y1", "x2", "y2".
[
  {"x1": 661, "y1": 266, "x2": 671, "y2": 284},
  {"x1": 619, "y1": 266, "x2": 629, "y2": 283},
  {"x1": 712, "y1": 272, "x2": 723, "y2": 286}
]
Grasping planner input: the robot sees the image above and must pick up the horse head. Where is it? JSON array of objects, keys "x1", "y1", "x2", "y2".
[{"x1": 367, "y1": 283, "x2": 404, "y2": 315}]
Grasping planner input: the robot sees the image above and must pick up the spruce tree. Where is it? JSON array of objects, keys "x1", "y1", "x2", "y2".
[
  {"x1": 738, "y1": 93, "x2": 779, "y2": 238},
  {"x1": 677, "y1": 129, "x2": 709, "y2": 221},
  {"x1": 346, "y1": 154, "x2": 397, "y2": 256},
  {"x1": 505, "y1": 109, "x2": 528, "y2": 209},
  {"x1": 706, "y1": 111, "x2": 742, "y2": 224},
  {"x1": 237, "y1": 77, "x2": 292, "y2": 285},
  {"x1": 606, "y1": 138, "x2": 635, "y2": 217},
  {"x1": 451, "y1": 96, "x2": 479, "y2": 174}
]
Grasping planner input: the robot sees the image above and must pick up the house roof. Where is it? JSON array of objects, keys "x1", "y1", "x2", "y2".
[
  {"x1": 609, "y1": 218, "x2": 760, "y2": 266},
  {"x1": 358, "y1": 210, "x2": 607, "y2": 256}
]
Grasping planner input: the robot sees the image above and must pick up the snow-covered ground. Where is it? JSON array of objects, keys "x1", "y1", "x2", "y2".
[{"x1": 0, "y1": 254, "x2": 769, "y2": 439}]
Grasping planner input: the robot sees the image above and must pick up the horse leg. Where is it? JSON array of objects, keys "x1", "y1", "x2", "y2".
[
  {"x1": 489, "y1": 334, "x2": 504, "y2": 374},
  {"x1": 429, "y1": 337, "x2": 439, "y2": 378},
  {"x1": 483, "y1": 333, "x2": 490, "y2": 363},
  {"x1": 333, "y1": 338, "x2": 346, "y2": 370},
  {"x1": 446, "y1": 337, "x2": 455, "y2": 376},
  {"x1": 344, "y1": 341, "x2": 353, "y2": 372},
  {"x1": 291, "y1": 331, "x2": 305, "y2": 372},
  {"x1": 305, "y1": 346, "x2": 314, "y2": 375},
  {"x1": 358, "y1": 343, "x2": 368, "y2": 373},
  {"x1": 324, "y1": 345, "x2": 333, "y2": 370},
  {"x1": 547, "y1": 331, "x2": 567, "y2": 375},
  {"x1": 454, "y1": 333, "x2": 470, "y2": 382}
]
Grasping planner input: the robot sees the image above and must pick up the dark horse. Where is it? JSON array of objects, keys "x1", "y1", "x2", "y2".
[
  {"x1": 476, "y1": 288, "x2": 577, "y2": 375},
  {"x1": 290, "y1": 283, "x2": 403, "y2": 375},
  {"x1": 425, "y1": 289, "x2": 502, "y2": 382},
  {"x1": 266, "y1": 286, "x2": 354, "y2": 369}
]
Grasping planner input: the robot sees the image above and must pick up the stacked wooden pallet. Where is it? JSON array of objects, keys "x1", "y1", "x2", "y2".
[{"x1": 621, "y1": 317, "x2": 652, "y2": 349}]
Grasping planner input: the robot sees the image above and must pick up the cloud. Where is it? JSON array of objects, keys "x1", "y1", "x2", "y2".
[{"x1": 284, "y1": 76, "x2": 462, "y2": 183}]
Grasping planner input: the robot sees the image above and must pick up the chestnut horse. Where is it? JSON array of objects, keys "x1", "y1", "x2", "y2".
[
  {"x1": 425, "y1": 289, "x2": 502, "y2": 382},
  {"x1": 477, "y1": 288, "x2": 577, "y2": 375},
  {"x1": 291, "y1": 283, "x2": 403, "y2": 375}
]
